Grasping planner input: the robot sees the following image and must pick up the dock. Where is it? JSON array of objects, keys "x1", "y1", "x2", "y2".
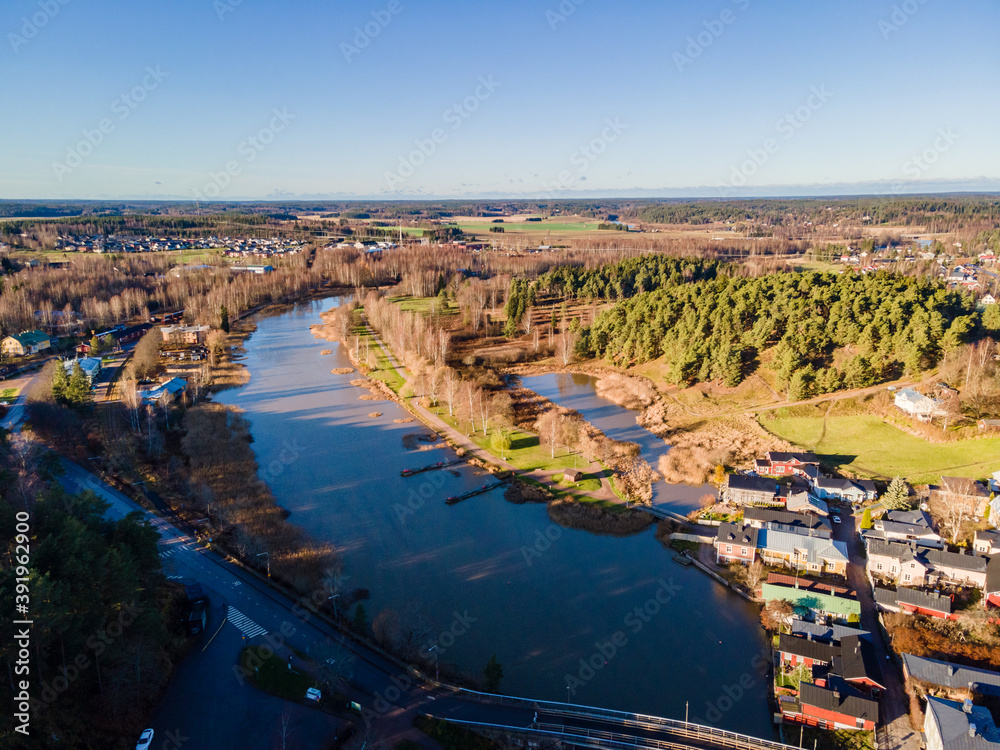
[
  {"x1": 400, "y1": 459, "x2": 466, "y2": 477},
  {"x1": 445, "y1": 480, "x2": 507, "y2": 505}
]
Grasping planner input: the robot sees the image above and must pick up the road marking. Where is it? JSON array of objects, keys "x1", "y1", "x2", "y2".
[
  {"x1": 166, "y1": 575, "x2": 183, "y2": 580},
  {"x1": 227, "y1": 606, "x2": 268, "y2": 639}
]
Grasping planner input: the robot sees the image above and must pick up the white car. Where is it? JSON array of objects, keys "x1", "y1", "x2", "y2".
[
  {"x1": 136, "y1": 729, "x2": 154, "y2": 750},
  {"x1": 831, "y1": 515, "x2": 842, "y2": 524}
]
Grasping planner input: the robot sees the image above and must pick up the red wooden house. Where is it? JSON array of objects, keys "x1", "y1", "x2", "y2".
[
  {"x1": 762, "y1": 452, "x2": 820, "y2": 477},
  {"x1": 782, "y1": 679, "x2": 878, "y2": 731}
]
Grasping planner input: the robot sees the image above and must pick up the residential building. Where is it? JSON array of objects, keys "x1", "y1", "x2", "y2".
[
  {"x1": 895, "y1": 387, "x2": 946, "y2": 421},
  {"x1": 785, "y1": 491, "x2": 829, "y2": 516},
  {"x1": 973, "y1": 530, "x2": 1000, "y2": 556},
  {"x1": 138, "y1": 377, "x2": 188, "y2": 406},
  {"x1": 834, "y1": 634, "x2": 885, "y2": 691},
  {"x1": 1, "y1": 329, "x2": 51, "y2": 356},
  {"x1": 760, "y1": 581, "x2": 860, "y2": 621},
  {"x1": 759, "y1": 529, "x2": 849, "y2": 576},
  {"x1": 874, "y1": 587, "x2": 954, "y2": 620},
  {"x1": 743, "y1": 508, "x2": 832, "y2": 539},
  {"x1": 990, "y1": 496, "x2": 1000, "y2": 528},
  {"x1": 925, "y1": 549, "x2": 989, "y2": 588},
  {"x1": 160, "y1": 325, "x2": 210, "y2": 346},
  {"x1": 870, "y1": 509, "x2": 943, "y2": 548},
  {"x1": 924, "y1": 697, "x2": 1000, "y2": 750},
  {"x1": 781, "y1": 678, "x2": 878, "y2": 731},
  {"x1": 760, "y1": 452, "x2": 820, "y2": 477},
  {"x1": 778, "y1": 633, "x2": 837, "y2": 668},
  {"x1": 789, "y1": 619, "x2": 869, "y2": 644},
  {"x1": 62, "y1": 357, "x2": 102, "y2": 383},
  {"x1": 986, "y1": 557, "x2": 1000, "y2": 610},
  {"x1": 724, "y1": 474, "x2": 780, "y2": 507},
  {"x1": 866, "y1": 540, "x2": 928, "y2": 586},
  {"x1": 714, "y1": 523, "x2": 758, "y2": 564},
  {"x1": 902, "y1": 654, "x2": 1000, "y2": 697},
  {"x1": 978, "y1": 419, "x2": 1000, "y2": 431},
  {"x1": 812, "y1": 476, "x2": 877, "y2": 504},
  {"x1": 931, "y1": 477, "x2": 991, "y2": 519},
  {"x1": 230, "y1": 264, "x2": 274, "y2": 274}
]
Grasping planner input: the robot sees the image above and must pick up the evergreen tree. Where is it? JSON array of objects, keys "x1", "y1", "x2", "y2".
[
  {"x1": 861, "y1": 507, "x2": 873, "y2": 530},
  {"x1": 65, "y1": 362, "x2": 91, "y2": 407},
  {"x1": 51, "y1": 360, "x2": 69, "y2": 403},
  {"x1": 352, "y1": 603, "x2": 370, "y2": 634},
  {"x1": 882, "y1": 476, "x2": 911, "y2": 510},
  {"x1": 220, "y1": 304, "x2": 230, "y2": 333}
]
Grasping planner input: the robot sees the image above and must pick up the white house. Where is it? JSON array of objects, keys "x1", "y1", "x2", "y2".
[
  {"x1": 894, "y1": 387, "x2": 945, "y2": 421},
  {"x1": 62, "y1": 357, "x2": 102, "y2": 383}
]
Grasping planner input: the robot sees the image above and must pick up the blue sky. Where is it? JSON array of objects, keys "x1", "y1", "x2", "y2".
[{"x1": 1, "y1": 0, "x2": 998, "y2": 200}]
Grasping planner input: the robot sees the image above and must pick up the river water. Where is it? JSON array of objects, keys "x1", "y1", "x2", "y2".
[
  {"x1": 522, "y1": 373, "x2": 714, "y2": 514},
  {"x1": 215, "y1": 298, "x2": 775, "y2": 738}
]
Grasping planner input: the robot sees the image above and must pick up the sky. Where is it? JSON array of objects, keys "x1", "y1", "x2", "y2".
[{"x1": 1, "y1": 0, "x2": 999, "y2": 200}]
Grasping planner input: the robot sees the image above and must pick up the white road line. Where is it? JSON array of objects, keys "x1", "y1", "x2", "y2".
[{"x1": 227, "y1": 606, "x2": 268, "y2": 639}]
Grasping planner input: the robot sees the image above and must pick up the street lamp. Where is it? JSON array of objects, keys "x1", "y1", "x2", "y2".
[
  {"x1": 427, "y1": 645, "x2": 438, "y2": 682},
  {"x1": 256, "y1": 551, "x2": 270, "y2": 577},
  {"x1": 328, "y1": 594, "x2": 340, "y2": 621}
]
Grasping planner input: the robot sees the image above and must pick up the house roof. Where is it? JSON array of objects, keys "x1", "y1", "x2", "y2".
[
  {"x1": 767, "y1": 572, "x2": 854, "y2": 596},
  {"x1": 896, "y1": 387, "x2": 928, "y2": 403},
  {"x1": 789, "y1": 619, "x2": 869, "y2": 644},
  {"x1": 877, "y1": 519, "x2": 940, "y2": 539},
  {"x1": 885, "y1": 509, "x2": 933, "y2": 527},
  {"x1": 814, "y1": 476, "x2": 866, "y2": 493},
  {"x1": 726, "y1": 474, "x2": 777, "y2": 494},
  {"x1": 876, "y1": 585, "x2": 953, "y2": 615},
  {"x1": 715, "y1": 522, "x2": 758, "y2": 548},
  {"x1": 761, "y1": 583, "x2": 861, "y2": 617},
  {"x1": 786, "y1": 491, "x2": 829, "y2": 515},
  {"x1": 974, "y1": 530, "x2": 1000, "y2": 548},
  {"x1": 760, "y1": 529, "x2": 849, "y2": 565},
  {"x1": 837, "y1": 634, "x2": 885, "y2": 688},
  {"x1": 925, "y1": 549, "x2": 988, "y2": 574},
  {"x1": 743, "y1": 508, "x2": 831, "y2": 532},
  {"x1": 7, "y1": 329, "x2": 49, "y2": 346},
  {"x1": 938, "y1": 477, "x2": 989, "y2": 498},
  {"x1": 766, "y1": 452, "x2": 820, "y2": 465},
  {"x1": 924, "y1": 697, "x2": 1000, "y2": 750},
  {"x1": 778, "y1": 633, "x2": 838, "y2": 663},
  {"x1": 799, "y1": 679, "x2": 879, "y2": 723},
  {"x1": 868, "y1": 539, "x2": 925, "y2": 565},
  {"x1": 903, "y1": 654, "x2": 1000, "y2": 694},
  {"x1": 987, "y1": 556, "x2": 1000, "y2": 595}
]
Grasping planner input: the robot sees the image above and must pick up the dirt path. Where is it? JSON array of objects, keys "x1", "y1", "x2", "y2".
[{"x1": 360, "y1": 316, "x2": 622, "y2": 505}]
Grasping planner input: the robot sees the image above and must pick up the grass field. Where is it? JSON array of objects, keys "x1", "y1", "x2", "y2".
[
  {"x1": 760, "y1": 414, "x2": 1000, "y2": 484},
  {"x1": 388, "y1": 295, "x2": 457, "y2": 316},
  {"x1": 0, "y1": 388, "x2": 19, "y2": 400},
  {"x1": 239, "y1": 646, "x2": 317, "y2": 702}
]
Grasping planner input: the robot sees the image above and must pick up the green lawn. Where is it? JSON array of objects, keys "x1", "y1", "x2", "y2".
[
  {"x1": 760, "y1": 414, "x2": 1000, "y2": 484},
  {"x1": 447, "y1": 220, "x2": 603, "y2": 235},
  {"x1": 0, "y1": 388, "x2": 18, "y2": 400},
  {"x1": 240, "y1": 646, "x2": 317, "y2": 702},
  {"x1": 387, "y1": 295, "x2": 457, "y2": 317},
  {"x1": 350, "y1": 323, "x2": 407, "y2": 393},
  {"x1": 552, "y1": 472, "x2": 603, "y2": 492}
]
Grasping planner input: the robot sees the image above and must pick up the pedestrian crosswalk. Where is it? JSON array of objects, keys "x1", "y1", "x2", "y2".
[{"x1": 227, "y1": 606, "x2": 267, "y2": 639}]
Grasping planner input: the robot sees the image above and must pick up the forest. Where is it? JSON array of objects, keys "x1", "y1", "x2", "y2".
[
  {"x1": 0, "y1": 437, "x2": 181, "y2": 749},
  {"x1": 580, "y1": 268, "x2": 997, "y2": 396}
]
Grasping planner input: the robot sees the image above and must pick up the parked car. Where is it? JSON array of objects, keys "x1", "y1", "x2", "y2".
[
  {"x1": 831, "y1": 515, "x2": 842, "y2": 524},
  {"x1": 136, "y1": 729, "x2": 154, "y2": 750}
]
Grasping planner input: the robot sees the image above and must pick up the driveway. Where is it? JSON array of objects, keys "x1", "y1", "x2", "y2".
[{"x1": 834, "y1": 507, "x2": 921, "y2": 750}]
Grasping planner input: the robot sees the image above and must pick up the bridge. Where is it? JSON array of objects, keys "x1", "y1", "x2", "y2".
[{"x1": 424, "y1": 694, "x2": 798, "y2": 750}]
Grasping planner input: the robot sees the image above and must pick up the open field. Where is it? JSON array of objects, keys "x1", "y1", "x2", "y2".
[
  {"x1": 759, "y1": 414, "x2": 1000, "y2": 484},
  {"x1": 388, "y1": 295, "x2": 457, "y2": 316}
]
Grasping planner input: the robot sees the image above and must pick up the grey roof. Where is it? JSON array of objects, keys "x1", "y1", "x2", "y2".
[
  {"x1": 789, "y1": 618, "x2": 869, "y2": 644},
  {"x1": 867, "y1": 539, "x2": 924, "y2": 565},
  {"x1": 798, "y1": 679, "x2": 878, "y2": 723},
  {"x1": 925, "y1": 697, "x2": 1000, "y2": 750},
  {"x1": 886, "y1": 509, "x2": 932, "y2": 527},
  {"x1": 926, "y1": 549, "x2": 988, "y2": 573},
  {"x1": 766, "y1": 452, "x2": 820, "y2": 464},
  {"x1": 874, "y1": 586, "x2": 952, "y2": 615},
  {"x1": 760, "y1": 530, "x2": 849, "y2": 564},
  {"x1": 743, "y1": 507, "x2": 831, "y2": 531},
  {"x1": 988, "y1": 556, "x2": 1000, "y2": 594},
  {"x1": 727, "y1": 474, "x2": 777, "y2": 494},
  {"x1": 716, "y1": 522, "x2": 758, "y2": 548},
  {"x1": 877, "y1": 519, "x2": 941, "y2": 540},
  {"x1": 902, "y1": 654, "x2": 1000, "y2": 695},
  {"x1": 786, "y1": 491, "x2": 829, "y2": 515},
  {"x1": 778, "y1": 633, "x2": 838, "y2": 663},
  {"x1": 838, "y1": 634, "x2": 885, "y2": 688}
]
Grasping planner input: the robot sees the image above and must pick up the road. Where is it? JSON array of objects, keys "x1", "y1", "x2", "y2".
[
  {"x1": 834, "y1": 508, "x2": 920, "y2": 750},
  {"x1": 57, "y1": 458, "x2": 799, "y2": 750}
]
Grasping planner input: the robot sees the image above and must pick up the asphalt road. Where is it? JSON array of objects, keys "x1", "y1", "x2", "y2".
[{"x1": 58, "y1": 458, "x2": 798, "y2": 750}]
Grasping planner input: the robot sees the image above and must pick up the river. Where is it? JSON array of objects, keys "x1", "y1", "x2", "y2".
[{"x1": 215, "y1": 298, "x2": 775, "y2": 738}]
